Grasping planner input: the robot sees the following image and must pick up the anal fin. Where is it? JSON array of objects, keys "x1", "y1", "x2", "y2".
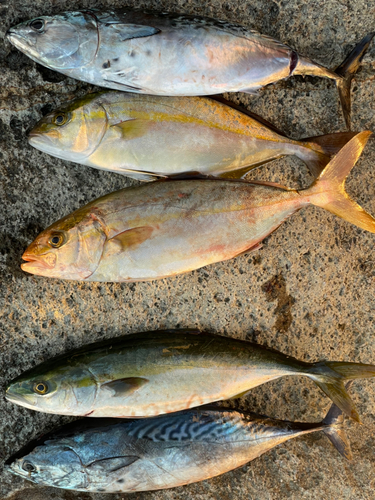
[{"x1": 234, "y1": 242, "x2": 263, "y2": 258}]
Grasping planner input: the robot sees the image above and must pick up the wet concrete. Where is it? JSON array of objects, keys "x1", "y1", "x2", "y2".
[{"x1": 0, "y1": 0, "x2": 374, "y2": 499}]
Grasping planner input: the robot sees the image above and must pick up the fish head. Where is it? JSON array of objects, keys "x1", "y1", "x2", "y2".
[
  {"x1": 6, "y1": 11, "x2": 98, "y2": 70},
  {"x1": 6, "y1": 358, "x2": 98, "y2": 415},
  {"x1": 28, "y1": 93, "x2": 108, "y2": 162},
  {"x1": 21, "y1": 206, "x2": 107, "y2": 280},
  {"x1": 6, "y1": 440, "x2": 87, "y2": 489}
]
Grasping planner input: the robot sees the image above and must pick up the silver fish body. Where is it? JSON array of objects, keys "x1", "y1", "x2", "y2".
[
  {"x1": 28, "y1": 91, "x2": 356, "y2": 180},
  {"x1": 7, "y1": 9, "x2": 297, "y2": 96},
  {"x1": 5, "y1": 405, "x2": 351, "y2": 493},
  {"x1": 6, "y1": 330, "x2": 375, "y2": 421},
  {"x1": 6, "y1": 10, "x2": 374, "y2": 127}
]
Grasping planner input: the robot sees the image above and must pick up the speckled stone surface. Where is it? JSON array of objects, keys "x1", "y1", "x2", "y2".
[{"x1": 0, "y1": 0, "x2": 374, "y2": 499}]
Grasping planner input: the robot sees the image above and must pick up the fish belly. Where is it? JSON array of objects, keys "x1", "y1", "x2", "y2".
[{"x1": 87, "y1": 122, "x2": 291, "y2": 176}]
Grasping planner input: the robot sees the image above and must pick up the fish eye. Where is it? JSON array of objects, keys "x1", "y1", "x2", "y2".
[
  {"x1": 30, "y1": 19, "x2": 45, "y2": 32},
  {"x1": 33, "y1": 382, "x2": 49, "y2": 395},
  {"x1": 48, "y1": 232, "x2": 66, "y2": 248},
  {"x1": 22, "y1": 461, "x2": 36, "y2": 473},
  {"x1": 53, "y1": 113, "x2": 68, "y2": 126}
]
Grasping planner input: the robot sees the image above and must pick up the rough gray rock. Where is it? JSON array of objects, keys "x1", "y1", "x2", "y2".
[{"x1": 0, "y1": 0, "x2": 374, "y2": 499}]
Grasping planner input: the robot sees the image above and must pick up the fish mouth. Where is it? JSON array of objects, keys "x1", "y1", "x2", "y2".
[
  {"x1": 27, "y1": 133, "x2": 63, "y2": 157},
  {"x1": 28, "y1": 133, "x2": 52, "y2": 150},
  {"x1": 6, "y1": 31, "x2": 42, "y2": 63},
  {"x1": 5, "y1": 387, "x2": 37, "y2": 408},
  {"x1": 21, "y1": 252, "x2": 56, "y2": 274},
  {"x1": 6, "y1": 31, "x2": 27, "y2": 49}
]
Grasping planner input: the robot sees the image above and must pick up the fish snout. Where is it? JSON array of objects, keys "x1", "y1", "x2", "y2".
[
  {"x1": 5, "y1": 385, "x2": 37, "y2": 407},
  {"x1": 22, "y1": 248, "x2": 57, "y2": 274}
]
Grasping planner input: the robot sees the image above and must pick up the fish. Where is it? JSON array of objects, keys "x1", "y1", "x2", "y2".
[
  {"x1": 20, "y1": 132, "x2": 375, "y2": 282},
  {"x1": 5, "y1": 401, "x2": 353, "y2": 493},
  {"x1": 28, "y1": 91, "x2": 357, "y2": 181},
  {"x1": 5, "y1": 330, "x2": 375, "y2": 421},
  {"x1": 6, "y1": 9, "x2": 374, "y2": 129}
]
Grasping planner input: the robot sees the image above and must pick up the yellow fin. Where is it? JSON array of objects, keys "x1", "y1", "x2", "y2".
[
  {"x1": 107, "y1": 226, "x2": 153, "y2": 256},
  {"x1": 303, "y1": 131, "x2": 375, "y2": 233},
  {"x1": 218, "y1": 158, "x2": 284, "y2": 179},
  {"x1": 230, "y1": 389, "x2": 252, "y2": 400},
  {"x1": 111, "y1": 119, "x2": 151, "y2": 140}
]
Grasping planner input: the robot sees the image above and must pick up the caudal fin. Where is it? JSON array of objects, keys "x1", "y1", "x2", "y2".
[
  {"x1": 308, "y1": 361, "x2": 375, "y2": 422},
  {"x1": 321, "y1": 382, "x2": 353, "y2": 460},
  {"x1": 293, "y1": 34, "x2": 374, "y2": 130},
  {"x1": 299, "y1": 132, "x2": 358, "y2": 176},
  {"x1": 335, "y1": 33, "x2": 375, "y2": 130},
  {"x1": 302, "y1": 131, "x2": 375, "y2": 233}
]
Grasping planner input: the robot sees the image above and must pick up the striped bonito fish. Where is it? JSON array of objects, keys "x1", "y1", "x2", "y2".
[{"x1": 6, "y1": 9, "x2": 374, "y2": 128}]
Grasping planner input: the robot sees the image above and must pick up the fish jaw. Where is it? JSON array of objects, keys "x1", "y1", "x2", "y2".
[
  {"x1": 28, "y1": 132, "x2": 81, "y2": 164},
  {"x1": 7, "y1": 12, "x2": 99, "y2": 71},
  {"x1": 6, "y1": 28, "x2": 41, "y2": 63},
  {"x1": 21, "y1": 246, "x2": 57, "y2": 276},
  {"x1": 5, "y1": 385, "x2": 38, "y2": 409}
]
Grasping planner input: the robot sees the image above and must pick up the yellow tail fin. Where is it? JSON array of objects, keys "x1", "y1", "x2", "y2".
[{"x1": 302, "y1": 131, "x2": 375, "y2": 233}]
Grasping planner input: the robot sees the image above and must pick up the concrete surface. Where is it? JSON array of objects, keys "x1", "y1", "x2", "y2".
[{"x1": 0, "y1": 0, "x2": 374, "y2": 499}]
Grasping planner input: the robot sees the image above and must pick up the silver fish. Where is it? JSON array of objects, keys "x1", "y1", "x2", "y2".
[
  {"x1": 6, "y1": 330, "x2": 375, "y2": 421},
  {"x1": 6, "y1": 9, "x2": 375, "y2": 128},
  {"x1": 28, "y1": 91, "x2": 357, "y2": 181},
  {"x1": 5, "y1": 402, "x2": 352, "y2": 493}
]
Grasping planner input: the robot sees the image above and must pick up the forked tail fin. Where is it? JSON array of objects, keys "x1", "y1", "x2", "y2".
[
  {"x1": 293, "y1": 33, "x2": 374, "y2": 129},
  {"x1": 308, "y1": 361, "x2": 375, "y2": 422},
  {"x1": 302, "y1": 131, "x2": 375, "y2": 233},
  {"x1": 298, "y1": 131, "x2": 358, "y2": 176},
  {"x1": 335, "y1": 33, "x2": 375, "y2": 130},
  {"x1": 321, "y1": 382, "x2": 353, "y2": 460}
]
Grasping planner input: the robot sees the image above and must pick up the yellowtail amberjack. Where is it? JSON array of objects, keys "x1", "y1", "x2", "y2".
[
  {"x1": 28, "y1": 92, "x2": 357, "y2": 181},
  {"x1": 20, "y1": 133, "x2": 375, "y2": 282},
  {"x1": 6, "y1": 330, "x2": 375, "y2": 421}
]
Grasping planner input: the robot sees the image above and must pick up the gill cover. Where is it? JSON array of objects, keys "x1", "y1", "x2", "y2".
[
  {"x1": 8, "y1": 11, "x2": 98, "y2": 70},
  {"x1": 28, "y1": 93, "x2": 109, "y2": 162},
  {"x1": 53, "y1": 213, "x2": 107, "y2": 280}
]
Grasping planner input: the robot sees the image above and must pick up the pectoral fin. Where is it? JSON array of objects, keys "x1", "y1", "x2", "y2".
[
  {"x1": 101, "y1": 377, "x2": 149, "y2": 397},
  {"x1": 107, "y1": 226, "x2": 154, "y2": 255},
  {"x1": 111, "y1": 119, "x2": 152, "y2": 140},
  {"x1": 89, "y1": 456, "x2": 139, "y2": 473},
  {"x1": 110, "y1": 23, "x2": 161, "y2": 41}
]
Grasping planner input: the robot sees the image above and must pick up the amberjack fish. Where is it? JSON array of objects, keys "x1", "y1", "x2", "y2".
[
  {"x1": 28, "y1": 91, "x2": 356, "y2": 180},
  {"x1": 20, "y1": 132, "x2": 375, "y2": 282},
  {"x1": 5, "y1": 330, "x2": 375, "y2": 421}
]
